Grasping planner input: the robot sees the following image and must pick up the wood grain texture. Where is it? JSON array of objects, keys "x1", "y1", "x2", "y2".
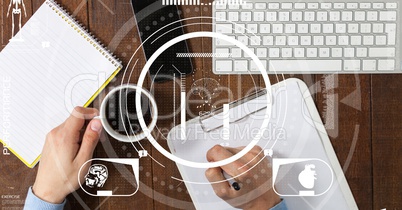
[
  {"x1": 315, "y1": 74, "x2": 373, "y2": 210},
  {"x1": 372, "y1": 75, "x2": 402, "y2": 210}
]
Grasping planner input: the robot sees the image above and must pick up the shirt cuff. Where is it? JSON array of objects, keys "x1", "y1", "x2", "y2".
[
  {"x1": 23, "y1": 187, "x2": 66, "y2": 210},
  {"x1": 270, "y1": 199, "x2": 288, "y2": 210}
]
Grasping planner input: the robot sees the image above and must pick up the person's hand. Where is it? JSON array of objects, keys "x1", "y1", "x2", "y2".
[
  {"x1": 205, "y1": 145, "x2": 281, "y2": 210},
  {"x1": 32, "y1": 107, "x2": 102, "y2": 204}
]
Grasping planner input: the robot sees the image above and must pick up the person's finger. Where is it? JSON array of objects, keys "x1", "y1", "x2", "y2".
[
  {"x1": 206, "y1": 145, "x2": 249, "y2": 181},
  {"x1": 75, "y1": 119, "x2": 102, "y2": 162},
  {"x1": 225, "y1": 146, "x2": 264, "y2": 156},
  {"x1": 205, "y1": 167, "x2": 233, "y2": 199},
  {"x1": 64, "y1": 106, "x2": 99, "y2": 133}
]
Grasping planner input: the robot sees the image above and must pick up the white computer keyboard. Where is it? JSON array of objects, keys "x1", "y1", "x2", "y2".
[{"x1": 212, "y1": 1, "x2": 401, "y2": 74}]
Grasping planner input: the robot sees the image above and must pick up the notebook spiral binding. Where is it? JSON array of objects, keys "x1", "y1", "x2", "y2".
[{"x1": 46, "y1": 0, "x2": 122, "y2": 68}]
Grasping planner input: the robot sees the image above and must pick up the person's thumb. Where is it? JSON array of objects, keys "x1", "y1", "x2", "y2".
[{"x1": 76, "y1": 119, "x2": 102, "y2": 162}]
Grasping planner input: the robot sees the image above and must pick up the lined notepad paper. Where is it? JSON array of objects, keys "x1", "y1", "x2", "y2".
[{"x1": 0, "y1": 0, "x2": 122, "y2": 168}]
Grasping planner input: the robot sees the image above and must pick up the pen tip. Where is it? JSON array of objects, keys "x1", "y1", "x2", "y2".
[{"x1": 232, "y1": 182, "x2": 240, "y2": 191}]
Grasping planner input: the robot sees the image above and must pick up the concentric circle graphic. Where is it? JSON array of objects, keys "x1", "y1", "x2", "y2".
[{"x1": 134, "y1": 31, "x2": 273, "y2": 168}]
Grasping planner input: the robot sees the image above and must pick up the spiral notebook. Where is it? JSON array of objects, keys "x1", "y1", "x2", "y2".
[{"x1": 0, "y1": 0, "x2": 122, "y2": 168}]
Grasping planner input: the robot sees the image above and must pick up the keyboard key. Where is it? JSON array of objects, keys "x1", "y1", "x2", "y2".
[
  {"x1": 351, "y1": 36, "x2": 362, "y2": 45},
  {"x1": 242, "y1": 3, "x2": 253, "y2": 9},
  {"x1": 266, "y1": 12, "x2": 277, "y2": 21},
  {"x1": 307, "y1": 3, "x2": 319, "y2": 9},
  {"x1": 348, "y1": 23, "x2": 359, "y2": 33},
  {"x1": 386, "y1": 3, "x2": 397, "y2": 9},
  {"x1": 373, "y1": 3, "x2": 384, "y2": 9},
  {"x1": 263, "y1": 36, "x2": 274, "y2": 45},
  {"x1": 241, "y1": 12, "x2": 252, "y2": 21},
  {"x1": 294, "y1": 48, "x2": 305, "y2": 57},
  {"x1": 385, "y1": 24, "x2": 397, "y2": 45},
  {"x1": 317, "y1": 11, "x2": 328, "y2": 21},
  {"x1": 228, "y1": 4, "x2": 239, "y2": 9},
  {"x1": 282, "y1": 48, "x2": 292, "y2": 58},
  {"x1": 323, "y1": 24, "x2": 334, "y2": 33},
  {"x1": 344, "y1": 60, "x2": 360, "y2": 71},
  {"x1": 380, "y1": 11, "x2": 397, "y2": 21},
  {"x1": 228, "y1": 12, "x2": 239, "y2": 21},
  {"x1": 247, "y1": 24, "x2": 258, "y2": 33},
  {"x1": 234, "y1": 24, "x2": 245, "y2": 34},
  {"x1": 307, "y1": 48, "x2": 318, "y2": 57},
  {"x1": 356, "y1": 48, "x2": 368, "y2": 57},
  {"x1": 292, "y1": 11, "x2": 303, "y2": 21},
  {"x1": 344, "y1": 48, "x2": 355, "y2": 57},
  {"x1": 231, "y1": 48, "x2": 242, "y2": 58},
  {"x1": 260, "y1": 24, "x2": 271, "y2": 33},
  {"x1": 255, "y1": 3, "x2": 267, "y2": 10},
  {"x1": 250, "y1": 60, "x2": 267, "y2": 71},
  {"x1": 336, "y1": 24, "x2": 347, "y2": 33},
  {"x1": 216, "y1": 24, "x2": 232, "y2": 34},
  {"x1": 376, "y1": 36, "x2": 387, "y2": 45},
  {"x1": 378, "y1": 60, "x2": 395, "y2": 71},
  {"x1": 338, "y1": 36, "x2": 349, "y2": 45},
  {"x1": 342, "y1": 11, "x2": 353, "y2": 21},
  {"x1": 256, "y1": 48, "x2": 267, "y2": 57},
  {"x1": 275, "y1": 36, "x2": 286, "y2": 46},
  {"x1": 216, "y1": 36, "x2": 235, "y2": 46},
  {"x1": 363, "y1": 36, "x2": 374, "y2": 45},
  {"x1": 215, "y1": 48, "x2": 230, "y2": 57},
  {"x1": 234, "y1": 60, "x2": 248, "y2": 71},
  {"x1": 215, "y1": 4, "x2": 226, "y2": 10},
  {"x1": 363, "y1": 60, "x2": 376, "y2": 71},
  {"x1": 282, "y1": 3, "x2": 293, "y2": 9},
  {"x1": 294, "y1": 3, "x2": 306, "y2": 9},
  {"x1": 272, "y1": 24, "x2": 283, "y2": 33},
  {"x1": 298, "y1": 24, "x2": 309, "y2": 33},
  {"x1": 250, "y1": 36, "x2": 261, "y2": 46},
  {"x1": 215, "y1": 60, "x2": 232, "y2": 72},
  {"x1": 319, "y1": 48, "x2": 330, "y2": 57},
  {"x1": 311, "y1": 24, "x2": 321, "y2": 33},
  {"x1": 238, "y1": 36, "x2": 248, "y2": 45},
  {"x1": 253, "y1": 12, "x2": 265, "y2": 22},
  {"x1": 321, "y1": 3, "x2": 332, "y2": 9},
  {"x1": 332, "y1": 48, "x2": 342, "y2": 57},
  {"x1": 326, "y1": 36, "x2": 337, "y2": 45},
  {"x1": 269, "y1": 48, "x2": 280, "y2": 58},
  {"x1": 313, "y1": 36, "x2": 324, "y2": 45},
  {"x1": 369, "y1": 48, "x2": 396, "y2": 57},
  {"x1": 354, "y1": 11, "x2": 365, "y2": 21},
  {"x1": 279, "y1": 12, "x2": 290, "y2": 21},
  {"x1": 288, "y1": 36, "x2": 299, "y2": 45},
  {"x1": 372, "y1": 23, "x2": 384, "y2": 33},
  {"x1": 346, "y1": 3, "x2": 358, "y2": 9},
  {"x1": 285, "y1": 24, "x2": 296, "y2": 33},
  {"x1": 360, "y1": 24, "x2": 371, "y2": 33},
  {"x1": 330, "y1": 11, "x2": 340, "y2": 21},
  {"x1": 268, "y1": 3, "x2": 280, "y2": 10},
  {"x1": 216, "y1": 12, "x2": 226, "y2": 21},
  {"x1": 367, "y1": 11, "x2": 378, "y2": 21},
  {"x1": 268, "y1": 60, "x2": 342, "y2": 72},
  {"x1": 333, "y1": 3, "x2": 345, "y2": 9},
  {"x1": 360, "y1": 3, "x2": 371, "y2": 9},
  {"x1": 301, "y1": 36, "x2": 312, "y2": 45},
  {"x1": 304, "y1": 12, "x2": 315, "y2": 21}
]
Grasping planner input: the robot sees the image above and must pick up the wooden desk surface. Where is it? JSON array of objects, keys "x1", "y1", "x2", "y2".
[{"x1": 0, "y1": 1, "x2": 401, "y2": 209}]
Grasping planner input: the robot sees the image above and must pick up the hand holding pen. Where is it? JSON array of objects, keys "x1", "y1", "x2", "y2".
[{"x1": 205, "y1": 145, "x2": 281, "y2": 210}]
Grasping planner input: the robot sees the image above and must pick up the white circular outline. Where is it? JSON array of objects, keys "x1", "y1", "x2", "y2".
[
  {"x1": 99, "y1": 84, "x2": 158, "y2": 142},
  {"x1": 136, "y1": 31, "x2": 272, "y2": 168}
]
